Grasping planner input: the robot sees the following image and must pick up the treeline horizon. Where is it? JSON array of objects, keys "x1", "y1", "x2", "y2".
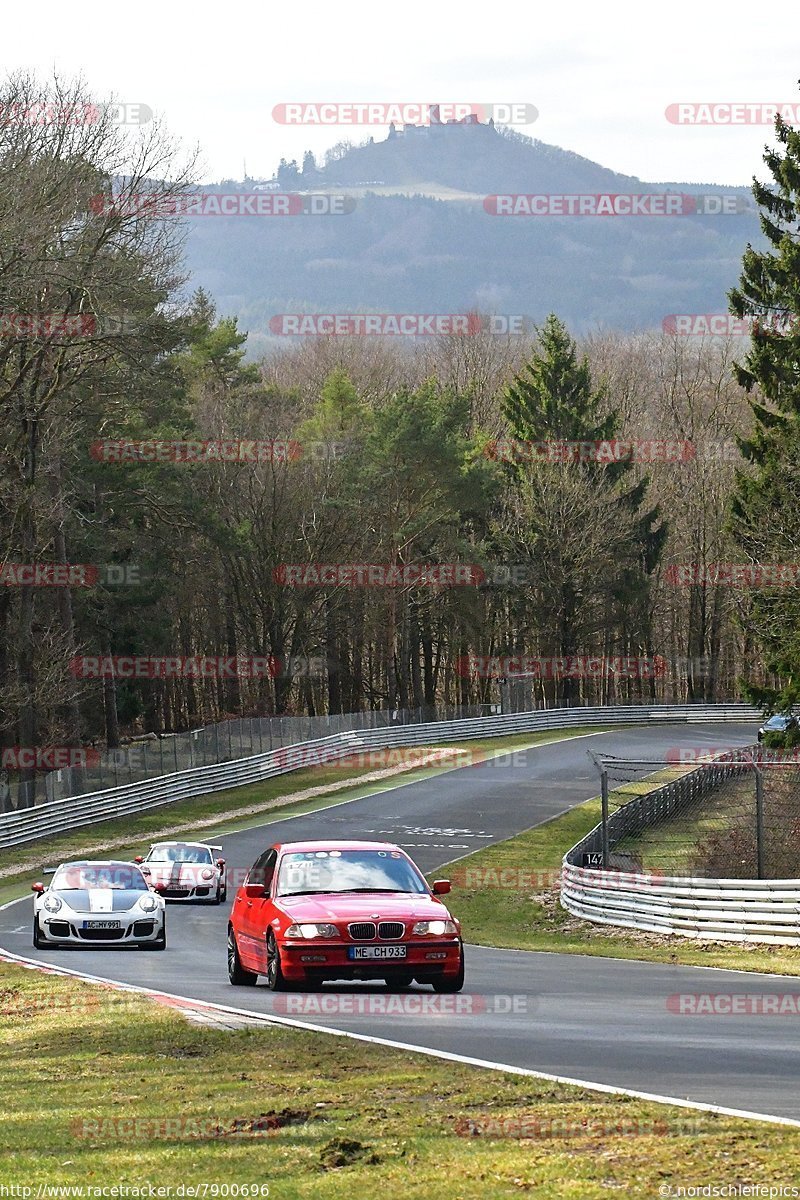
[{"x1": 0, "y1": 71, "x2": 794, "y2": 809}]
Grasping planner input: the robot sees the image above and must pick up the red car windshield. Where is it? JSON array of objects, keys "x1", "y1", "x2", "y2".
[{"x1": 276, "y1": 850, "x2": 428, "y2": 897}]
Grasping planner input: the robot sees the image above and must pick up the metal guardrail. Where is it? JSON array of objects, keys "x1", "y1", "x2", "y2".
[
  {"x1": 561, "y1": 746, "x2": 800, "y2": 945},
  {"x1": 0, "y1": 702, "x2": 759, "y2": 850}
]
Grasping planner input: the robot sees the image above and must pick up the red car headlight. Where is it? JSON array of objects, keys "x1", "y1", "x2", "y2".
[
  {"x1": 412, "y1": 920, "x2": 457, "y2": 936},
  {"x1": 285, "y1": 923, "x2": 339, "y2": 939}
]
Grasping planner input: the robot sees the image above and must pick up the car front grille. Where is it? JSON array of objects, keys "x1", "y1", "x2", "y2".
[
  {"x1": 377, "y1": 921, "x2": 405, "y2": 940},
  {"x1": 348, "y1": 922, "x2": 376, "y2": 940},
  {"x1": 76, "y1": 927, "x2": 125, "y2": 941},
  {"x1": 132, "y1": 921, "x2": 156, "y2": 937},
  {"x1": 47, "y1": 921, "x2": 70, "y2": 937},
  {"x1": 162, "y1": 888, "x2": 190, "y2": 898}
]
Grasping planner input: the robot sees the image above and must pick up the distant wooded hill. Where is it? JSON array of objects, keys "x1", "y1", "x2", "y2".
[{"x1": 181, "y1": 123, "x2": 761, "y2": 354}]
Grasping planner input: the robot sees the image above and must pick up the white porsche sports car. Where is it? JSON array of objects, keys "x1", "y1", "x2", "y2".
[
  {"x1": 32, "y1": 860, "x2": 166, "y2": 949},
  {"x1": 134, "y1": 841, "x2": 227, "y2": 904}
]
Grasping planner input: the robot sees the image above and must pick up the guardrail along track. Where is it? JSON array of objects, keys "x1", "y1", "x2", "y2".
[{"x1": 0, "y1": 703, "x2": 758, "y2": 850}]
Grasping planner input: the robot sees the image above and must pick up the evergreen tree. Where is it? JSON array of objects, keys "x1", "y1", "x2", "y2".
[
  {"x1": 729, "y1": 106, "x2": 800, "y2": 714},
  {"x1": 499, "y1": 314, "x2": 665, "y2": 702}
]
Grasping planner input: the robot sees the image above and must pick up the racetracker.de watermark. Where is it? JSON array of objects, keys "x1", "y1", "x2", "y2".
[
  {"x1": 89, "y1": 192, "x2": 355, "y2": 217},
  {"x1": 455, "y1": 1114, "x2": 703, "y2": 1137},
  {"x1": 69, "y1": 655, "x2": 284, "y2": 680},
  {"x1": 667, "y1": 993, "x2": 800, "y2": 1014},
  {"x1": 1, "y1": 746, "x2": 100, "y2": 769},
  {"x1": 0, "y1": 563, "x2": 140, "y2": 586},
  {"x1": 273, "y1": 563, "x2": 485, "y2": 587},
  {"x1": 664, "y1": 564, "x2": 800, "y2": 586},
  {"x1": 0, "y1": 101, "x2": 152, "y2": 125},
  {"x1": 90, "y1": 440, "x2": 300, "y2": 464},
  {"x1": 273, "y1": 993, "x2": 529, "y2": 1015},
  {"x1": 271, "y1": 102, "x2": 537, "y2": 126},
  {"x1": 268, "y1": 314, "x2": 530, "y2": 336},
  {"x1": 665, "y1": 101, "x2": 800, "y2": 124},
  {"x1": 455, "y1": 654, "x2": 669, "y2": 679},
  {"x1": 484, "y1": 193, "x2": 750, "y2": 216},
  {"x1": 663, "y1": 314, "x2": 800, "y2": 336},
  {"x1": 484, "y1": 439, "x2": 694, "y2": 463},
  {"x1": 71, "y1": 1115, "x2": 286, "y2": 1140}
]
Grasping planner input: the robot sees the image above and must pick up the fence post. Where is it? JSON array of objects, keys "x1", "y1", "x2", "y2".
[
  {"x1": 601, "y1": 768, "x2": 610, "y2": 868},
  {"x1": 755, "y1": 765, "x2": 765, "y2": 880}
]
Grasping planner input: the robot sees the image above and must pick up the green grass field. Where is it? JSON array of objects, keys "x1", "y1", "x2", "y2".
[
  {"x1": 435, "y1": 789, "x2": 800, "y2": 975},
  {"x1": 0, "y1": 962, "x2": 796, "y2": 1198}
]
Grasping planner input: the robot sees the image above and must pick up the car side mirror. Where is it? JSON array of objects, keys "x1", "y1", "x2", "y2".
[
  {"x1": 134, "y1": 856, "x2": 144, "y2": 864},
  {"x1": 216, "y1": 859, "x2": 225, "y2": 869},
  {"x1": 31, "y1": 882, "x2": 45, "y2": 894},
  {"x1": 244, "y1": 883, "x2": 266, "y2": 899},
  {"x1": 432, "y1": 879, "x2": 451, "y2": 895}
]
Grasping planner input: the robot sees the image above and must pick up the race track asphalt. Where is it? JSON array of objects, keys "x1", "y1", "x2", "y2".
[{"x1": 6, "y1": 721, "x2": 797, "y2": 1121}]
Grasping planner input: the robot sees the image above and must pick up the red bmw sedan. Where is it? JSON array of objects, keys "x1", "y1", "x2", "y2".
[{"x1": 227, "y1": 840, "x2": 464, "y2": 992}]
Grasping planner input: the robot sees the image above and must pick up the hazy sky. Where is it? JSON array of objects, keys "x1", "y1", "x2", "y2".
[{"x1": 8, "y1": 0, "x2": 799, "y2": 185}]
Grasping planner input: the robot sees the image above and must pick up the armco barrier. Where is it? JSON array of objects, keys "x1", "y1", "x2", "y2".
[
  {"x1": 561, "y1": 746, "x2": 800, "y2": 945},
  {"x1": 0, "y1": 703, "x2": 758, "y2": 850}
]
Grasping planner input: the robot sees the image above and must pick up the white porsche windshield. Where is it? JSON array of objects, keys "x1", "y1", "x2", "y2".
[
  {"x1": 53, "y1": 866, "x2": 148, "y2": 891},
  {"x1": 147, "y1": 845, "x2": 213, "y2": 864}
]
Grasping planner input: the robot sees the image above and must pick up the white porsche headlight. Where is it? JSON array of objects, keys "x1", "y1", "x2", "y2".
[
  {"x1": 43, "y1": 895, "x2": 62, "y2": 913},
  {"x1": 285, "y1": 923, "x2": 339, "y2": 939},
  {"x1": 412, "y1": 920, "x2": 456, "y2": 936},
  {"x1": 199, "y1": 869, "x2": 214, "y2": 881},
  {"x1": 138, "y1": 895, "x2": 158, "y2": 912}
]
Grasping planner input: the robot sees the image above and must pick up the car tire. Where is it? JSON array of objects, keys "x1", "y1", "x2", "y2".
[
  {"x1": 33, "y1": 916, "x2": 47, "y2": 949},
  {"x1": 228, "y1": 929, "x2": 258, "y2": 986},
  {"x1": 431, "y1": 944, "x2": 465, "y2": 993},
  {"x1": 213, "y1": 885, "x2": 223, "y2": 905},
  {"x1": 142, "y1": 926, "x2": 167, "y2": 950},
  {"x1": 383, "y1": 971, "x2": 414, "y2": 990},
  {"x1": 265, "y1": 930, "x2": 290, "y2": 992}
]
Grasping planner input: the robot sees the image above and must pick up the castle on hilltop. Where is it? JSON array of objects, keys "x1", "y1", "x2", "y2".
[{"x1": 387, "y1": 104, "x2": 496, "y2": 138}]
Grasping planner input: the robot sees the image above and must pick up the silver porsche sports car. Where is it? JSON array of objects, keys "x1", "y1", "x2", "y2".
[{"x1": 32, "y1": 860, "x2": 167, "y2": 949}]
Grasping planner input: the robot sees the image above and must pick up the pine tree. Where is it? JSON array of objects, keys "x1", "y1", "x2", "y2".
[
  {"x1": 500, "y1": 314, "x2": 665, "y2": 702},
  {"x1": 729, "y1": 105, "x2": 800, "y2": 714}
]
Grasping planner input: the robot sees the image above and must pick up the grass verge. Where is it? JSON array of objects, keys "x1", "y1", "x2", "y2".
[
  {"x1": 0, "y1": 728, "x2": 610, "y2": 907},
  {"x1": 0, "y1": 961, "x2": 795, "y2": 1198},
  {"x1": 435, "y1": 784, "x2": 800, "y2": 976}
]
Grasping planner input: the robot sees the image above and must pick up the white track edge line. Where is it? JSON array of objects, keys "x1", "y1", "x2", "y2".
[{"x1": 0, "y1": 944, "x2": 796, "y2": 1128}]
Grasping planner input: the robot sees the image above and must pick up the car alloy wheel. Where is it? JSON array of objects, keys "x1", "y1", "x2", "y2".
[
  {"x1": 228, "y1": 928, "x2": 258, "y2": 986},
  {"x1": 265, "y1": 930, "x2": 290, "y2": 992}
]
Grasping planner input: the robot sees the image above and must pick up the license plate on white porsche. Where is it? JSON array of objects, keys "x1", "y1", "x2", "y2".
[
  {"x1": 347, "y1": 945, "x2": 407, "y2": 960},
  {"x1": 82, "y1": 920, "x2": 121, "y2": 930}
]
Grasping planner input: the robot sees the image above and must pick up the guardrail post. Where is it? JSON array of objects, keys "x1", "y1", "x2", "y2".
[
  {"x1": 755, "y1": 764, "x2": 765, "y2": 880},
  {"x1": 601, "y1": 768, "x2": 610, "y2": 868}
]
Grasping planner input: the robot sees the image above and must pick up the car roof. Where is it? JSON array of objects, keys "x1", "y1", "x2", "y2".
[
  {"x1": 56, "y1": 860, "x2": 144, "y2": 869},
  {"x1": 275, "y1": 840, "x2": 405, "y2": 854},
  {"x1": 149, "y1": 841, "x2": 215, "y2": 848}
]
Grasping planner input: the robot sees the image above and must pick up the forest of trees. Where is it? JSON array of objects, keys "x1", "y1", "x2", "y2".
[{"x1": 2, "y1": 72, "x2": 799, "y2": 808}]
